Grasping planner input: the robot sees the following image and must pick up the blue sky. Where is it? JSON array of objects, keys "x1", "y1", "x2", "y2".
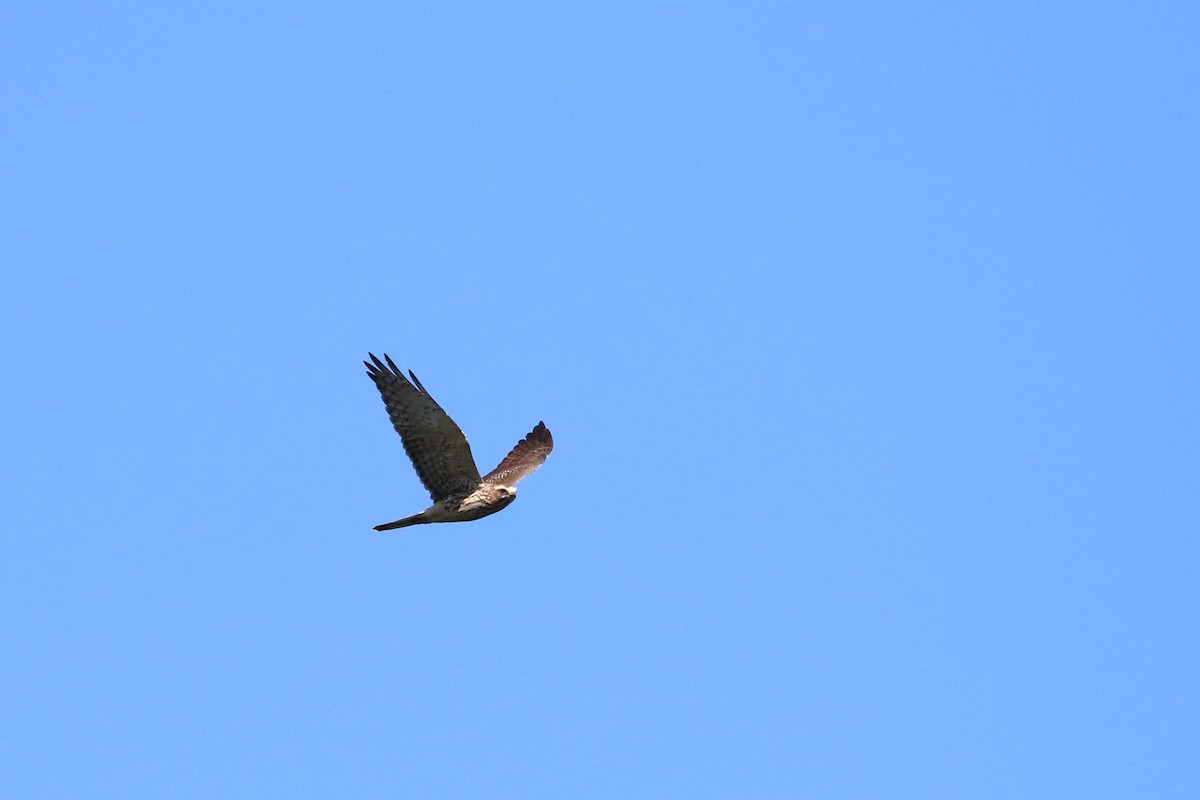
[{"x1": 2, "y1": 2, "x2": 1197, "y2": 797}]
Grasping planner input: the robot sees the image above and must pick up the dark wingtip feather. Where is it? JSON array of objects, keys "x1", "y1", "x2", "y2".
[
  {"x1": 366, "y1": 353, "x2": 417, "y2": 387},
  {"x1": 365, "y1": 352, "x2": 388, "y2": 373},
  {"x1": 407, "y1": 370, "x2": 430, "y2": 394}
]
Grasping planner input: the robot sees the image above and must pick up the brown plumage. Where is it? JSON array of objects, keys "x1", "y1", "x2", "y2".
[{"x1": 364, "y1": 353, "x2": 553, "y2": 531}]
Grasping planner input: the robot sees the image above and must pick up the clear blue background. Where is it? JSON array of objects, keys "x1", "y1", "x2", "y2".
[{"x1": 3, "y1": 2, "x2": 1197, "y2": 797}]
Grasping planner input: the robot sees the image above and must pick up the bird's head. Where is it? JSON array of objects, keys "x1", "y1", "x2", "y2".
[
  {"x1": 462, "y1": 483, "x2": 518, "y2": 515},
  {"x1": 490, "y1": 484, "x2": 518, "y2": 511}
]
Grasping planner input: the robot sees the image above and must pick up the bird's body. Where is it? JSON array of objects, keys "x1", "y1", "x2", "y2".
[
  {"x1": 373, "y1": 485, "x2": 516, "y2": 530},
  {"x1": 365, "y1": 353, "x2": 552, "y2": 531}
]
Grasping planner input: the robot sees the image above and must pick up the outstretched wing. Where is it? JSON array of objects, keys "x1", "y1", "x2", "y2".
[
  {"x1": 365, "y1": 353, "x2": 482, "y2": 500},
  {"x1": 483, "y1": 421, "x2": 554, "y2": 485}
]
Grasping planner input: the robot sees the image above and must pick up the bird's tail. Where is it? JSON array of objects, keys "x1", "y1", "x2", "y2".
[{"x1": 373, "y1": 513, "x2": 425, "y2": 532}]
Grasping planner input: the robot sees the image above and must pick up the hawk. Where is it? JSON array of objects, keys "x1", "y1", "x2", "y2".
[{"x1": 364, "y1": 353, "x2": 553, "y2": 531}]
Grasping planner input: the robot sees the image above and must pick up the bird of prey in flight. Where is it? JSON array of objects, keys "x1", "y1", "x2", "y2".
[{"x1": 364, "y1": 353, "x2": 553, "y2": 531}]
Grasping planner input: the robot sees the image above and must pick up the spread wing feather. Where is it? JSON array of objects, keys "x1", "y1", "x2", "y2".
[
  {"x1": 365, "y1": 353, "x2": 482, "y2": 500},
  {"x1": 483, "y1": 421, "x2": 554, "y2": 485}
]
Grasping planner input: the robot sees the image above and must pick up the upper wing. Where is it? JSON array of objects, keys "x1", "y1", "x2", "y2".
[
  {"x1": 483, "y1": 421, "x2": 554, "y2": 485},
  {"x1": 365, "y1": 353, "x2": 482, "y2": 500}
]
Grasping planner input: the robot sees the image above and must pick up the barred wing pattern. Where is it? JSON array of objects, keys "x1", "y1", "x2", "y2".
[
  {"x1": 365, "y1": 353, "x2": 482, "y2": 500},
  {"x1": 483, "y1": 421, "x2": 554, "y2": 485}
]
